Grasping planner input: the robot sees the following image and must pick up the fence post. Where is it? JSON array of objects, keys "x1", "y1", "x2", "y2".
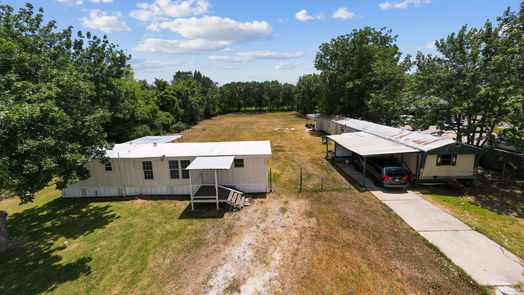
[
  {"x1": 270, "y1": 168, "x2": 272, "y2": 192},
  {"x1": 299, "y1": 167, "x2": 303, "y2": 193}
]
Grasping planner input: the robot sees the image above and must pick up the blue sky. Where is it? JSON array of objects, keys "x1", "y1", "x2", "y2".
[{"x1": 5, "y1": 0, "x2": 521, "y2": 85}]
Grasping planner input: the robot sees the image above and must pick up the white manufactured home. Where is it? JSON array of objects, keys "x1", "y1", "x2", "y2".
[
  {"x1": 62, "y1": 136, "x2": 272, "y2": 209},
  {"x1": 310, "y1": 115, "x2": 482, "y2": 184}
]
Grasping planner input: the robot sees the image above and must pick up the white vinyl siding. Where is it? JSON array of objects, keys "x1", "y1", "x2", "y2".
[{"x1": 62, "y1": 156, "x2": 269, "y2": 197}]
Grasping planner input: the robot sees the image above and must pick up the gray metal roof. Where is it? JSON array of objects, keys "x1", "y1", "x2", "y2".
[
  {"x1": 107, "y1": 141, "x2": 272, "y2": 159},
  {"x1": 121, "y1": 135, "x2": 182, "y2": 145},
  {"x1": 331, "y1": 117, "x2": 456, "y2": 152},
  {"x1": 328, "y1": 132, "x2": 419, "y2": 156},
  {"x1": 306, "y1": 113, "x2": 321, "y2": 120}
]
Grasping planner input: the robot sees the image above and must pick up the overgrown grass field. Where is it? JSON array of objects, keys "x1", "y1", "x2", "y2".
[{"x1": 0, "y1": 112, "x2": 484, "y2": 294}]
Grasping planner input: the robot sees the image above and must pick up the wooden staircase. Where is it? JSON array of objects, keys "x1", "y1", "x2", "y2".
[
  {"x1": 223, "y1": 189, "x2": 249, "y2": 210},
  {"x1": 192, "y1": 185, "x2": 249, "y2": 210}
]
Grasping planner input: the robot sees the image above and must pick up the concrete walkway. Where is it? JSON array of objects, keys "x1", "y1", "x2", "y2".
[{"x1": 338, "y1": 163, "x2": 524, "y2": 292}]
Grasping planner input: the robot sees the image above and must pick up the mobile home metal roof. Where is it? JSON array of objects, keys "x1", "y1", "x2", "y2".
[
  {"x1": 332, "y1": 117, "x2": 456, "y2": 152},
  {"x1": 186, "y1": 156, "x2": 235, "y2": 170},
  {"x1": 106, "y1": 141, "x2": 272, "y2": 159},
  {"x1": 306, "y1": 113, "x2": 321, "y2": 120},
  {"x1": 328, "y1": 132, "x2": 419, "y2": 156},
  {"x1": 120, "y1": 135, "x2": 182, "y2": 145}
]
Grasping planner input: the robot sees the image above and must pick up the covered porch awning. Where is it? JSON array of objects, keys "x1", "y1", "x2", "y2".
[
  {"x1": 186, "y1": 156, "x2": 235, "y2": 170},
  {"x1": 186, "y1": 156, "x2": 235, "y2": 211},
  {"x1": 326, "y1": 132, "x2": 420, "y2": 187},
  {"x1": 327, "y1": 132, "x2": 419, "y2": 156}
]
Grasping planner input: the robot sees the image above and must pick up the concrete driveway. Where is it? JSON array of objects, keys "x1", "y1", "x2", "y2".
[{"x1": 337, "y1": 162, "x2": 524, "y2": 291}]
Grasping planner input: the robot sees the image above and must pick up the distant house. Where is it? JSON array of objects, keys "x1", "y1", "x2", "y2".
[
  {"x1": 310, "y1": 115, "x2": 482, "y2": 183},
  {"x1": 62, "y1": 136, "x2": 272, "y2": 210}
]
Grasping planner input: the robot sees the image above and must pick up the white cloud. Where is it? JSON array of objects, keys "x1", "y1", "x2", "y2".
[
  {"x1": 134, "y1": 38, "x2": 229, "y2": 54},
  {"x1": 130, "y1": 57, "x2": 240, "y2": 74},
  {"x1": 295, "y1": 9, "x2": 323, "y2": 22},
  {"x1": 238, "y1": 50, "x2": 304, "y2": 59},
  {"x1": 57, "y1": 0, "x2": 114, "y2": 4},
  {"x1": 137, "y1": 16, "x2": 272, "y2": 54},
  {"x1": 130, "y1": 0, "x2": 210, "y2": 22},
  {"x1": 208, "y1": 55, "x2": 248, "y2": 63},
  {"x1": 416, "y1": 41, "x2": 436, "y2": 50},
  {"x1": 81, "y1": 10, "x2": 131, "y2": 33},
  {"x1": 275, "y1": 62, "x2": 299, "y2": 70},
  {"x1": 55, "y1": 0, "x2": 84, "y2": 4},
  {"x1": 332, "y1": 7, "x2": 356, "y2": 20},
  {"x1": 379, "y1": 0, "x2": 431, "y2": 10},
  {"x1": 147, "y1": 16, "x2": 272, "y2": 44},
  {"x1": 130, "y1": 57, "x2": 194, "y2": 72},
  {"x1": 209, "y1": 50, "x2": 304, "y2": 63}
]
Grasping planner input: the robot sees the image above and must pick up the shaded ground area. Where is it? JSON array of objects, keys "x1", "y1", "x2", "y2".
[
  {"x1": 0, "y1": 112, "x2": 485, "y2": 295},
  {"x1": 0, "y1": 195, "x2": 117, "y2": 294},
  {"x1": 472, "y1": 169, "x2": 524, "y2": 217}
]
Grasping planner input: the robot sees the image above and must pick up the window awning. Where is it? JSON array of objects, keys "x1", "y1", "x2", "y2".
[
  {"x1": 186, "y1": 156, "x2": 235, "y2": 170},
  {"x1": 328, "y1": 132, "x2": 419, "y2": 156}
]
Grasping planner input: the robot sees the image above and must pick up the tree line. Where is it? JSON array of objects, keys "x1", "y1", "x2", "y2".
[
  {"x1": 1, "y1": 2, "x2": 523, "y2": 203},
  {"x1": 313, "y1": 5, "x2": 523, "y2": 149}
]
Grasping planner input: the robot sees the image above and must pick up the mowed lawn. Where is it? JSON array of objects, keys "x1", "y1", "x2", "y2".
[
  {"x1": 0, "y1": 112, "x2": 484, "y2": 295},
  {"x1": 419, "y1": 186, "x2": 524, "y2": 260}
]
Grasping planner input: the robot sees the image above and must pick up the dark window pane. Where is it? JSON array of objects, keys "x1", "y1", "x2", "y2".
[
  {"x1": 142, "y1": 161, "x2": 154, "y2": 179},
  {"x1": 385, "y1": 167, "x2": 405, "y2": 176},
  {"x1": 440, "y1": 154, "x2": 452, "y2": 165},
  {"x1": 169, "y1": 160, "x2": 179, "y2": 179},
  {"x1": 144, "y1": 171, "x2": 154, "y2": 179},
  {"x1": 181, "y1": 160, "x2": 190, "y2": 179},
  {"x1": 168, "y1": 160, "x2": 178, "y2": 170},
  {"x1": 234, "y1": 159, "x2": 244, "y2": 168},
  {"x1": 105, "y1": 162, "x2": 112, "y2": 171}
]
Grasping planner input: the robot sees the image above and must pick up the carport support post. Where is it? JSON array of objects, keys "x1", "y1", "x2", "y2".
[
  {"x1": 415, "y1": 153, "x2": 421, "y2": 186},
  {"x1": 214, "y1": 169, "x2": 219, "y2": 210},
  {"x1": 363, "y1": 156, "x2": 367, "y2": 187},
  {"x1": 189, "y1": 170, "x2": 194, "y2": 211},
  {"x1": 325, "y1": 137, "x2": 329, "y2": 158}
]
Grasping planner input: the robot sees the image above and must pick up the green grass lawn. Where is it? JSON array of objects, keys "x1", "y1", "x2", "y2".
[
  {"x1": 0, "y1": 187, "x2": 227, "y2": 295},
  {"x1": 0, "y1": 112, "x2": 484, "y2": 295},
  {"x1": 420, "y1": 187, "x2": 524, "y2": 260}
]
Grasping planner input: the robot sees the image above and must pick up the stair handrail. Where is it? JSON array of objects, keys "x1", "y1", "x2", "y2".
[{"x1": 217, "y1": 184, "x2": 244, "y2": 194}]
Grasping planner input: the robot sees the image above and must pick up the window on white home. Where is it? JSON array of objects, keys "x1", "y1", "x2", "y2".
[
  {"x1": 142, "y1": 161, "x2": 154, "y2": 179},
  {"x1": 234, "y1": 158, "x2": 244, "y2": 168},
  {"x1": 104, "y1": 162, "x2": 112, "y2": 171},
  {"x1": 436, "y1": 154, "x2": 457, "y2": 166},
  {"x1": 180, "y1": 160, "x2": 190, "y2": 179},
  {"x1": 168, "y1": 160, "x2": 179, "y2": 179}
]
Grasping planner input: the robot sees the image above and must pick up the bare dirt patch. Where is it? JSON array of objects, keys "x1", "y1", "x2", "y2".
[{"x1": 175, "y1": 195, "x2": 316, "y2": 295}]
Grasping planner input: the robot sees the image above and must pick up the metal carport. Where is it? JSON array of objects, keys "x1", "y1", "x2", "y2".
[{"x1": 326, "y1": 132, "x2": 420, "y2": 186}]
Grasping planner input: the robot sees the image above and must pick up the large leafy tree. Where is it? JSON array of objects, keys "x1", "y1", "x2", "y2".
[
  {"x1": 314, "y1": 27, "x2": 410, "y2": 125},
  {"x1": 279, "y1": 83, "x2": 295, "y2": 111},
  {"x1": 295, "y1": 74, "x2": 322, "y2": 114},
  {"x1": 0, "y1": 3, "x2": 129, "y2": 203},
  {"x1": 496, "y1": 3, "x2": 524, "y2": 150},
  {"x1": 410, "y1": 4, "x2": 523, "y2": 147}
]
